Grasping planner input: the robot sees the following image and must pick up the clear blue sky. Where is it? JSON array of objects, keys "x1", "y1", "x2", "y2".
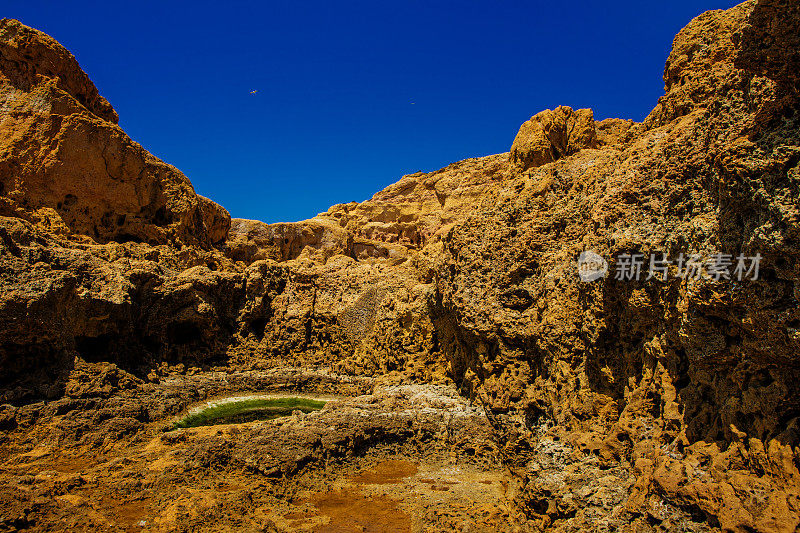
[{"x1": 7, "y1": 0, "x2": 739, "y2": 223}]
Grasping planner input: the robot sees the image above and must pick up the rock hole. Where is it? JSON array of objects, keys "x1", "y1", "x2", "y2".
[
  {"x1": 167, "y1": 322, "x2": 202, "y2": 346},
  {"x1": 75, "y1": 334, "x2": 113, "y2": 362},
  {"x1": 142, "y1": 336, "x2": 160, "y2": 354},
  {"x1": 249, "y1": 317, "x2": 267, "y2": 340},
  {"x1": 154, "y1": 206, "x2": 173, "y2": 225},
  {"x1": 529, "y1": 498, "x2": 549, "y2": 514},
  {"x1": 116, "y1": 233, "x2": 143, "y2": 244},
  {"x1": 63, "y1": 194, "x2": 77, "y2": 207}
]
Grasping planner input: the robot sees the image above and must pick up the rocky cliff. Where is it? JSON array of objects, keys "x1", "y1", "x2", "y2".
[
  {"x1": 437, "y1": 1, "x2": 800, "y2": 529},
  {"x1": 1, "y1": 1, "x2": 800, "y2": 531}
]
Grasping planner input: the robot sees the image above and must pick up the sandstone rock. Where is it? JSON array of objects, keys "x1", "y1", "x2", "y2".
[
  {"x1": 0, "y1": 19, "x2": 225, "y2": 247},
  {"x1": 736, "y1": 0, "x2": 800, "y2": 92},
  {"x1": 509, "y1": 105, "x2": 597, "y2": 170},
  {"x1": 2, "y1": 2, "x2": 800, "y2": 531},
  {"x1": 226, "y1": 217, "x2": 352, "y2": 263},
  {"x1": 437, "y1": 1, "x2": 800, "y2": 529},
  {"x1": 321, "y1": 153, "x2": 512, "y2": 250},
  {"x1": 0, "y1": 18, "x2": 117, "y2": 123},
  {"x1": 197, "y1": 195, "x2": 231, "y2": 245},
  {"x1": 595, "y1": 117, "x2": 640, "y2": 149},
  {"x1": 645, "y1": 1, "x2": 753, "y2": 128}
]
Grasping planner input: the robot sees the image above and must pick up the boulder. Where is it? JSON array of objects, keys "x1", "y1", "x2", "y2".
[{"x1": 509, "y1": 105, "x2": 597, "y2": 170}]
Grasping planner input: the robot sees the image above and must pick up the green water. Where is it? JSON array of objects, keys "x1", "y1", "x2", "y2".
[{"x1": 170, "y1": 397, "x2": 326, "y2": 429}]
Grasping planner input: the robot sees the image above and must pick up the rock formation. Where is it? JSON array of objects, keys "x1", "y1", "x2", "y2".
[
  {"x1": 0, "y1": 18, "x2": 229, "y2": 247},
  {"x1": 510, "y1": 106, "x2": 597, "y2": 170},
  {"x1": 1, "y1": 1, "x2": 800, "y2": 531}
]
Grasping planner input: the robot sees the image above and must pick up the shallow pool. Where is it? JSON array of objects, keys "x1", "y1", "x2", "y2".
[{"x1": 170, "y1": 396, "x2": 326, "y2": 429}]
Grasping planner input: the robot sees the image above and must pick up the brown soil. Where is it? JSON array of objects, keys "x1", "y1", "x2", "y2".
[
  {"x1": 311, "y1": 490, "x2": 411, "y2": 533},
  {"x1": 349, "y1": 459, "x2": 419, "y2": 485}
]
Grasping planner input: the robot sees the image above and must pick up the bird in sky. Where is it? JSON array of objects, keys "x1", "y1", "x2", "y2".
[{"x1": 250, "y1": 90, "x2": 258, "y2": 95}]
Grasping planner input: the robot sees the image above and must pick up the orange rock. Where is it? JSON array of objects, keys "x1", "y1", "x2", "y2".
[
  {"x1": 509, "y1": 105, "x2": 597, "y2": 170},
  {"x1": 0, "y1": 18, "x2": 229, "y2": 247}
]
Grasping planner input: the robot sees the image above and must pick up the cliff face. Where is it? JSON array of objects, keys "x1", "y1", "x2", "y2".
[
  {"x1": 437, "y1": 1, "x2": 800, "y2": 529},
  {"x1": 1, "y1": 1, "x2": 799, "y2": 531},
  {"x1": 0, "y1": 19, "x2": 230, "y2": 247}
]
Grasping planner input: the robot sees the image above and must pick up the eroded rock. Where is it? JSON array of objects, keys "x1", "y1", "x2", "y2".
[
  {"x1": 1, "y1": 1, "x2": 800, "y2": 531},
  {"x1": 510, "y1": 106, "x2": 598, "y2": 170}
]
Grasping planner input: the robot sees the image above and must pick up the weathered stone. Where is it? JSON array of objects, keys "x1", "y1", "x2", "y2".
[
  {"x1": 509, "y1": 105, "x2": 597, "y2": 170},
  {"x1": 0, "y1": 19, "x2": 226, "y2": 247},
  {"x1": 2, "y1": 2, "x2": 800, "y2": 531}
]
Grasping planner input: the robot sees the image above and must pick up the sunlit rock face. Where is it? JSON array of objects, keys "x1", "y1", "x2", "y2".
[
  {"x1": 2, "y1": 1, "x2": 800, "y2": 530},
  {"x1": 509, "y1": 106, "x2": 597, "y2": 170},
  {"x1": 436, "y1": 1, "x2": 800, "y2": 529},
  {"x1": 0, "y1": 18, "x2": 229, "y2": 247}
]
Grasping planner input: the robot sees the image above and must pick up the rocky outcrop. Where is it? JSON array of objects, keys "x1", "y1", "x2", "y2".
[
  {"x1": 510, "y1": 106, "x2": 597, "y2": 170},
  {"x1": 0, "y1": 19, "x2": 117, "y2": 123},
  {"x1": 225, "y1": 217, "x2": 404, "y2": 264},
  {"x1": 736, "y1": 0, "x2": 800, "y2": 94},
  {"x1": 436, "y1": 0, "x2": 800, "y2": 530},
  {"x1": 197, "y1": 195, "x2": 231, "y2": 245},
  {"x1": 321, "y1": 153, "x2": 512, "y2": 250},
  {"x1": 0, "y1": 18, "x2": 229, "y2": 247},
  {"x1": 227, "y1": 217, "x2": 349, "y2": 262}
]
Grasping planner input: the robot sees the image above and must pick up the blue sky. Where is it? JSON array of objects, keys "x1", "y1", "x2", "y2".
[{"x1": 7, "y1": 0, "x2": 739, "y2": 223}]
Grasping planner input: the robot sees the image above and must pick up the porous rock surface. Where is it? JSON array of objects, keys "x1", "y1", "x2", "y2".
[{"x1": 2, "y1": 1, "x2": 800, "y2": 531}]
